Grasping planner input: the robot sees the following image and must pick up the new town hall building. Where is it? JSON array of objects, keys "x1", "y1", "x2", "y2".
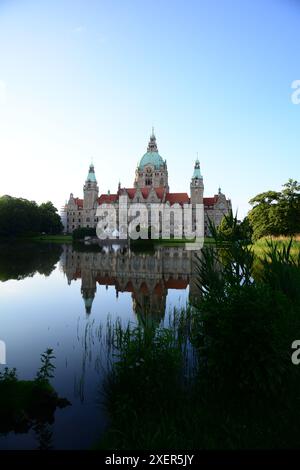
[{"x1": 63, "y1": 131, "x2": 232, "y2": 237}]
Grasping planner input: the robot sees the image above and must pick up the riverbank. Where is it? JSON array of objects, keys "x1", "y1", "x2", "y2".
[
  {"x1": 0, "y1": 234, "x2": 73, "y2": 243},
  {"x1": 25, "y1": 234, "x2": 73, "y2": 243}
]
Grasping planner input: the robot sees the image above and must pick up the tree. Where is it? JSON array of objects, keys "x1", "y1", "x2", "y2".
[
  {"x1": 39, "y1": 202, "x2": 63, "y2": 235},
  {"x1": 0, "y1": 196, "x2": 63, "y2": 237},
  {"x1": 216, "y1": 211, "x2": 253, "y2": 243},
  {"x1": 248, "y1": 180, "x2": 300, "y2": 240}
]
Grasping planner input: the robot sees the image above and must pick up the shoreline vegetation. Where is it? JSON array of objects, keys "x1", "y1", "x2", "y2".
[
  {"x1": 96, "y1": 230, "x2": 300, "y2": 450},
  {"x1": 0, "y1": 350, "x2": 70, "y2": 448},
  {"x1": 0, "y1": 233, "x2": 300, "y2": 254}
]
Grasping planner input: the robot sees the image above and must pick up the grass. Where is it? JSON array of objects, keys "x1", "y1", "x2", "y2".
[
  {"x1": 252, "y1": 236, "x2": 300, "y2": 259},
  {"x1": 27, "y1": 234, "x2": 72, "y2": 243}
]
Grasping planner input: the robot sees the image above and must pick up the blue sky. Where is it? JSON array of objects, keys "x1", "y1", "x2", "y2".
[{"x1": 0, "y1": 0, "x2": 299, "y2": 217}]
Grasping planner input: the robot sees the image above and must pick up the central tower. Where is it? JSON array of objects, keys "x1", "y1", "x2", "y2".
[{"x1": 134, "y1": 129, "x2": 169, "y2": 191}]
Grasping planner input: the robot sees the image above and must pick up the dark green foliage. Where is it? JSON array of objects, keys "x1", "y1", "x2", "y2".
[
  {"x1": 129, "y1": 238, "x2": 155, "y2": 252},
  {"x1": 0, "y1": 350, "x2": 70, "y2": 437},
  {"x1": 72, "y1": 226, "x2": 96, "y2": 240},
  {"x1": 99, "y1": 224, "x2": 300, "y2": 449},
  {"x1": 38, "y1": 202, "x2": 63, "y2": 235},
  {"x1": 194, "y1": 229, "x2": 300, "y2": 395},
  {"x1": 258, "y1": 239, "x2": 300, "y2": 302},
  {"x1": 0, "y1": 196, "x2": 63, "y2": 237},
  {"x1": 99, "y1": 320, "x2": 188, "y2": 449},
  {"x1": 191, "y1": 235, "x2": 300, "y2": 446},
  {"x1": 248, "y1": 179, "x2": 300, "y2": 240},
  {"x1": 193, "y1": 283, "x2": 293, "y2": 395},
  {"x1": 0, "y1": 367, "x2": 18, "y2": 382},
  {"x1": 36, "y1": 349, "x2": 56, "y2": 381},
  {"x1": 216, "y1": 210, "x2": 253, "y2": 243}
]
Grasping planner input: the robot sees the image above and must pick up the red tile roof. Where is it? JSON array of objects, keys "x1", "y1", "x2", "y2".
[
  {"x1": 123, "y1": 187, "x2": 165, "y2": 200},
  {"x1": 74, "y1": 198, "x2": 83, "y2": 208},
  {"x1": 153, "y1": 188, "x2": 165, "y2": 200},
  {"x1": 125, "y1": 188, "x2": 136, "y2": 199},
  {"x1": 98, "y1": 194, "x2": 118, "y2": 204},
  {"x1": 203, "y1": 196, "x2": 218, "y2": 206},
  {"x1": 166, "y1": 193, "x2": 190, "y2": 205},
  {"x1": 73, "y1": 191, "x2": 219, "y2": 208}
]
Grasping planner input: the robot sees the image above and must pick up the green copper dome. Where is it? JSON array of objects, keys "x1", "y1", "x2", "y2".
[
  {"x1": 139, "y1": 130, "x2": 165, "y2": 170},
  {"x1": 139, "y1": 151, "x2": 164, "y2": 170}
]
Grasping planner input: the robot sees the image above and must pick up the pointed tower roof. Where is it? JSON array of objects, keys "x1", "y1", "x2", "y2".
[
  {"x1": 86, "y1": 163, "x2": 97, "y2": 183},
  {"x1": 147, "y1": 127, "x2": 158, "y2": 153},
  {"x1": 192, "y1": 158, "x2": 202, "y2": 179},
  {"x1": 138, "y1": 129, "x2": 164, "y2": 170}
]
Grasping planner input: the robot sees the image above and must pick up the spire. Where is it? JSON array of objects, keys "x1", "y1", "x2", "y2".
[
  {"x1": 86, "y1": 162, "x2": 97, "y2": 183},
  {"x1": 192, "y1": 157, "x2": 202, "y2": 179},
  {"x1": 218, "y1": 186, "x2": 222, "y2": 195},
  {"x1": 147, "y1": 128, "x2": 158, "y2": 153}
]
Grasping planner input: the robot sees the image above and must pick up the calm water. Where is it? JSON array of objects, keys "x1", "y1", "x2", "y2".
[{"x1": 0, "y1": 242, "x2": 199, "y2": 449}]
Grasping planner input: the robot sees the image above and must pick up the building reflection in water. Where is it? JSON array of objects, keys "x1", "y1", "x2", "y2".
[{"x1": 60, "y1": 244, "x2": 201, "y2": 323}]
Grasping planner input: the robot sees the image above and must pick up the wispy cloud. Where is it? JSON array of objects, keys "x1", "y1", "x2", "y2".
[
  {"x1": 0, "y1": 80, "x2": 7, "y2": 105},
  {"x1": 73, "y1": 25, "x2": 85, "y2": 33}
]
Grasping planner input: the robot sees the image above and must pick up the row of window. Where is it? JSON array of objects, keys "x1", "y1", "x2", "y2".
[
  {"x1": 68, "y1": 218, "x2": 98, "y2": 223},
  {"x1": 68, "y1": 224, "x2": 91, "y2": 230}
]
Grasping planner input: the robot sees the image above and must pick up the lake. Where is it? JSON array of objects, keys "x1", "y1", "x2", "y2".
[{"x1": 0, "y1": 242, "x2": 200, "y2": 449}]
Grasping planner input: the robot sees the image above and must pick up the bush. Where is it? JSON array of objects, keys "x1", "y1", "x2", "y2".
[{"x1": 72, "y1": 227, "x2": 96, "y2": 240}]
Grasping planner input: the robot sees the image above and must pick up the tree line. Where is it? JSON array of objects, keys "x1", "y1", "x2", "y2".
[
  {"x1": 218, "y1": 179, "x2": 300, "y2": 241},
  {"x1": 0, "y1": 196, "x2": 63, "y2": 237}
]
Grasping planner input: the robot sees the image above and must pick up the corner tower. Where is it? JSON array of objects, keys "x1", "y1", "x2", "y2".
[
  {"x1": 83, "y1": 163, "x2": 99, "y2": 209},
  {"x1": 190, "y1": 158, "x2": 204, "y2": 205}
]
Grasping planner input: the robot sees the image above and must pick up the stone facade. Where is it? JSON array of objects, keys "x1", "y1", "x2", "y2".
[{"x1": 62, "y1": 131, "x2": 232, "y2": 236}]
